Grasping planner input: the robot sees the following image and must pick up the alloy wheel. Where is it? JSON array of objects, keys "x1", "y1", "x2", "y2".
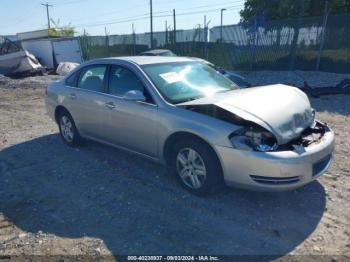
[
  {"x1": 176, "y1": 148, "x2": 207, "y2": 189},
  {"x1": 60, "y1": 116, "x2": 74, "y2": 143}
]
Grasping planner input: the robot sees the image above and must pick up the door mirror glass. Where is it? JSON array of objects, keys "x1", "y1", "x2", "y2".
[{"x1": 123, "y1": 90, "x2": 146, "y2": 102}]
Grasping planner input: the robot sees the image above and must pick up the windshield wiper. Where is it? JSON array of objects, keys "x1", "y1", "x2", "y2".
[
  {"x1": 175, "y1": 97, "x2": 200, "y2": 104},
  {"x1": 216, "y1": 89, "x2": 232, "y2": 94}
]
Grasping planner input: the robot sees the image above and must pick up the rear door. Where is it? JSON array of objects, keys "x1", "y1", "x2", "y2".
[{"x1": 65, "y1": 64, "x2": 110, "y2": 140}]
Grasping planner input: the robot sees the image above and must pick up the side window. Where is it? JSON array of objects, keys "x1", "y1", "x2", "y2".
[
  {"x1": 65, "y1": 70, "x2": 80, "y2": 87},
  {"x1": 78, "y1": 65, "x2": 107, "y2": 92},
  {"x1": 108, "y1": 66, "x2": 154, "y2": 104},
  {"x1": 108, "y1": 65, "x2": 145, "y2": 97}
]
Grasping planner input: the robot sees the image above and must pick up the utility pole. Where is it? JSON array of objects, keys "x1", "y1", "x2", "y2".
[
  {"x1": 41, "y1": 3, "x2": 53, "y2": 29},
  {"x1": 316, "y1": 0, "x2": 330, "y2": 71},
  {"x1": 150, "y1": 0, "x2": 153, "y2": 49},
  {"x1": 105, "y1": 27, "x2": 110, "y2": 56},
  {"x1": 173, "y1": 9, "x2": 177, "y2": 45},
  {"x1": 204, "y1": 15, "x2": 211, "y2": 59},
  {"x1": 132, "y1": 24, "x2": 137, "y2": 55},
  {"x1": 165, "y1": 20, "x2": 168, "y2": 47},
  {"x1": 220, "y1": 8, "x2": 226, "y2": 42},
  {"x1": 204, "y1": 16, "x2": 207, "y2": 58},
  {"x1": 204, "y1": 16, "x2": 206, "y2": 40}
]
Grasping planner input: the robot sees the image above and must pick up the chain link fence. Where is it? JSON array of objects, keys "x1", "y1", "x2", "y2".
[{"x1": 79, "y1": 14, "x2": 349, "y2": 73}]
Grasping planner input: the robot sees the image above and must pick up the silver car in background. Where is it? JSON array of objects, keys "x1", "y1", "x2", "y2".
[{"x1": 46, "y1": 56, "x2": 335, "y2": 195}]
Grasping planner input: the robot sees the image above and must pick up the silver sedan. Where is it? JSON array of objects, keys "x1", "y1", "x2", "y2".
[{"x1": 46, "y1": 56, "x2": 335, "y2": 195}]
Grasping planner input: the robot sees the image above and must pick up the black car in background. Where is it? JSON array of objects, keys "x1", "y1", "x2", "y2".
[{"x1": 140, "y1": 49, "x2": 177, "y2": 57}]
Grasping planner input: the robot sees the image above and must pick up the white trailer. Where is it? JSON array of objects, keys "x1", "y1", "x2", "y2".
[{"x1": 21, "y1": 38, "x2": 83, "y2": 69}]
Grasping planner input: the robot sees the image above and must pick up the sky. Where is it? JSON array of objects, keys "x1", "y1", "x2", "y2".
[{"x1": 0, "y1": 0, "x2": 245, "y2": 36}]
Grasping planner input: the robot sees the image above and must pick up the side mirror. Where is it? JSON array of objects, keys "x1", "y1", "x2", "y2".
[{"x1": 123, "y1": 90, "x2": 146, "y2": 102}]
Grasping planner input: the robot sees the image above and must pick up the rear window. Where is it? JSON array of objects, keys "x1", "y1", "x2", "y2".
[{"x1": 78, "y1": 65, "x2": 107, "y2": 93}]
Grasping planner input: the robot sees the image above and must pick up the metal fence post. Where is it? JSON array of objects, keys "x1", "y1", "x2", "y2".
[
  {"x1": 288, "y1": 1, "x2": 305, "y2": 71},
  {"x1": 316, "y1": 0, "x2": 330, "y2": 71}
]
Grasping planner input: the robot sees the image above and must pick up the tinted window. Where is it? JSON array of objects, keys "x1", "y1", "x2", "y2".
[
  {"x1": 108, "y1": 66, "x2": 145, "y2": 96},
  {"x1": 65, "y1": 70, "x2": 80, "y2": 87},
  {"x1": 78, "y1": 65, "x2": 107, "y2": 92}
]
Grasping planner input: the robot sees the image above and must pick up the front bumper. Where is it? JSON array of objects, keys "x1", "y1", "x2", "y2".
[{"x1": 215, "y1": 127, "x2": 335, "y2": 191}]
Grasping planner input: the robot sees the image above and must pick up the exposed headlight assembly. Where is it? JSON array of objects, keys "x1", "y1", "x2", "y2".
[{"x1": 230, "y1": 127, "x2": 278, "y2": 152}]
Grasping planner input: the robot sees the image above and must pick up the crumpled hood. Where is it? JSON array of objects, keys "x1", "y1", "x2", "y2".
[{"x1": 179, "y1": 84, "x2": 315, "y2": 145}]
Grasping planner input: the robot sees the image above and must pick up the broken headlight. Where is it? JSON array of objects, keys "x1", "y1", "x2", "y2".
[{"x1": 230, "y1": 127, "x2": 278, "y2": 152}]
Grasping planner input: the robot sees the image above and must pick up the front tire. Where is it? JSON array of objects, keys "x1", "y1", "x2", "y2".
[
  {"x1": 58, "y1": 111, "x2": 82, "y2": 147},
  {"x1": 169, "y1": 138, "x2": 222, "y2": 196}
]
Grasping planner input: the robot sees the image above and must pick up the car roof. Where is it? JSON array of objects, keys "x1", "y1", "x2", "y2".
[{"x1": 96, "y1": 56, "x2": 196, "y2": 66}]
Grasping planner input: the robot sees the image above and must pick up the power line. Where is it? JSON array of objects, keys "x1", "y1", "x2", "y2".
[
  {"x1": 64, "y1": 2, "x2": 151, "y2": 22},
  {"x1": 73, "y1": 5, "x2": 243, "y2": 29},
  {"x1": 50, "y1": 0, "x2": 89, "y2": 6},
  {"x1": 67, "y1": 0, "x2": 244, "y2": 25},
  {"x1": 173, "y1": 9, "x2": 176, "y2": 44},
  {"x1": 69, "y1": 0, "x2": 244, "y2": 27},
  {"x1": 153, "y1": 6, "x2": 242, "y2": 18},
  {"x1": 156, "y1": 0, "x2": 244, "y2": 14},
  {"x1": 74, "y1": 16, "x2": 150, "y2": 28}
]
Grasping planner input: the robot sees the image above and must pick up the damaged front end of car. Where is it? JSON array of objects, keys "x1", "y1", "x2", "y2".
[
  {"x1": 229, "y1": 126, "x2": 279, "y2": 152},
  {"x1": 229, "y1": 120, "x2": 329, "y2": 153},
  {"x1": 178, "y1": 84, "x2": 335, "y2": 190},
  {"x1": 181, "y1": 102, "x2": 329, "y2": 154},
  {"x1": 178, "y1": 84, "x2": 328, "y2": 152},
  {"x1": 178, "y1": 85, "x2": 334, "y2": 156}
]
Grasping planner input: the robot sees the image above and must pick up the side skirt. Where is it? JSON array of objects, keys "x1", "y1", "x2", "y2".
[{"x1": 82, "y1": 134, "x2": 164, "y2": 165}]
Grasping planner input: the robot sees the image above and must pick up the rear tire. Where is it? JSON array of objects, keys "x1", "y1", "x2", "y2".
[
  {"x1": 57, "y1": 111, "x2": 82, "y2": 147},
  {"x1": 169, "y1": 138, "x2": 222, "y2": 196}
]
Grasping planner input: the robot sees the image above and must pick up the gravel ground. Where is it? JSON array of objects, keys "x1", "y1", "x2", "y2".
[{"x1": 0, "y1": 72, "x2": 349, "y2": 260}]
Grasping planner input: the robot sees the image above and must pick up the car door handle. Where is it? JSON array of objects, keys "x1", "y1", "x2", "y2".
[
  {"x1": 105, "y1": 102, "x2": 116, "y2": 109},
  {"x1": 70, "y1": 93, "x2": 76, "y2": 100}
]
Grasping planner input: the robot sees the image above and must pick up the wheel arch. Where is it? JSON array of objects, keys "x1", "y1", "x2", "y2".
[
  {"x1": 163, "y1": 131, "x2": 223, "y2": 177},
  {"x1": 54, "y1": 105, "x2": 71, "y2": 124}
]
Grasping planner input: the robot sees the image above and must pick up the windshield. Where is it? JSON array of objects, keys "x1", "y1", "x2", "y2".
[{"x1": 142, "y1": 62, "x2": 239, "y2": 104}]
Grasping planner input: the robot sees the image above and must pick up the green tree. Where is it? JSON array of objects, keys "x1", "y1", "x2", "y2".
[
  {"x1": 240, "y1": 0, "x2": 350, "y2": 22},
  {"x1": 50, "y1": 18, "x2": 75, "y2": 37}
]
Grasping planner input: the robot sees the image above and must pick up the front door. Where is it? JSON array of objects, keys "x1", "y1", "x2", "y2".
[{"x1": 103, "y1": 65, "x2": 158, "y2": 157}]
